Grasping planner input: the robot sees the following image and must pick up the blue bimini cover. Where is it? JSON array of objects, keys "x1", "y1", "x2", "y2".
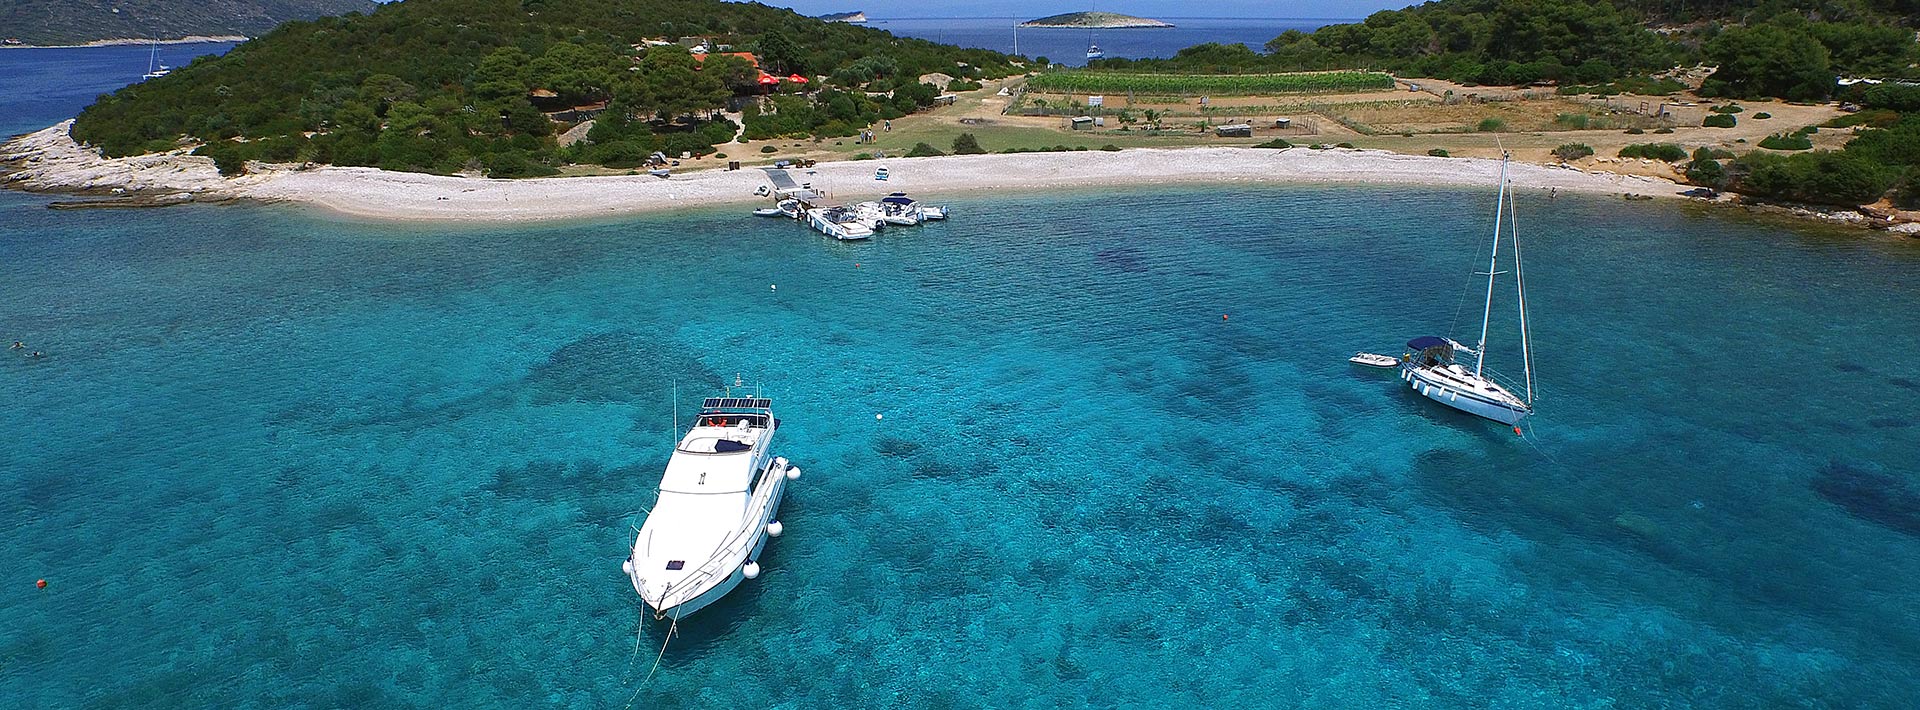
[{"x1": 1407, "y1": 336, "x2": 1450, "y2": 350}]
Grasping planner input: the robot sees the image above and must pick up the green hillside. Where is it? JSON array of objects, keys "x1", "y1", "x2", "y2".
[
  {"x1": 0, "y1": 0, "x2": 376, "y2": 46},
  {"x1": 69, "y1": 0, "x2": 1017, "y2": 177}
]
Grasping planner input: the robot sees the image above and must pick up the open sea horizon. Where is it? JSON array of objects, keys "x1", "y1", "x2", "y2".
[{"x1": 4, "y1": 41, "x2": 1920, "y2": 709}]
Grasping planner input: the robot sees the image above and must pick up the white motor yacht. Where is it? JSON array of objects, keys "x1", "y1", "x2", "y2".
[
  {"x1": 805, "y1": 206, "x2": 875, "y2": 240},
  {"x1": 625, "y1": 391, "x2": 800, "y2": 621}
]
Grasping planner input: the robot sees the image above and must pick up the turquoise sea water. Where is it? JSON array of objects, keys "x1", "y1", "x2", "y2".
[
  {"x1": 6, "y1": 48, "x2": 1920, "y2": 709},
  {"x1": 5, "y1": 187, "x2": 1920, "y2": 707}
]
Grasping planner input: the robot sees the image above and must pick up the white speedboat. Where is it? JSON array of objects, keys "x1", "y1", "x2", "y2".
[
  {"x1": 752, "y1": 206, "x2": 785, "y2": 217},
  {"x1": 1400, "y1": 154, "x2": 1537, "y2": 426},
  {"x1": 848, "y1": 201, "x2": 889, "y2": 231},
  {"x1": 625, "y1": 391, "x2": 800, "y2": 621},
  {"x1": 1349, "y1": 352, "x2": 1399, "y2": 368},
  {"x1": 878, "y1": 193, "x2": 922, "y2": 225},
  {"x1": 918, "y1": 204, "x2": 949, "y2": 220},
  {"x1": 805, "y1": 206, "x2": 874, "y2": 240}
]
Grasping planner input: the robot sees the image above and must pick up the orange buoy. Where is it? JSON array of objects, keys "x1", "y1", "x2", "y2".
[
  {"x1": 1221, "y1": 314, "x2": 1229, "y2": 321},
  {"x1": 36, "y1": 579, "x2": 47, "y2": 589},
  {"x1": 1512, "y1": 426, "x2": 1523, "y2": 436}
]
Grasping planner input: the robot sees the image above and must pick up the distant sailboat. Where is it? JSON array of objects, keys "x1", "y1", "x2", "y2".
[
  {"x1": 1400, "y1": 154, "x2": 1537, "y2": 426},
  {"x1": 1085, "y1": 1, "x2": 1104, "y2": 60},
  {"x1": 142, "y1": 44, "x2": 170, "y2": 80}
]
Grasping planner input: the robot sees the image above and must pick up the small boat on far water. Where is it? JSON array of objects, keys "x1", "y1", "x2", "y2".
[
  {"x1": 1086, "y1": 43, "x2": 1104, "y2": 60},
  {"x1": 625, "y1": 384, "x2": 800, "y2": 621},
  {"x1": 141, "y1": 44, "x2": 170, "y2": 80},
  {"x1": 1399, "y1": 153, "x2": 1537, "y2": 426},
  {"x1": 1350, "y1": 352, "x2": 1399, "y2": 368}
]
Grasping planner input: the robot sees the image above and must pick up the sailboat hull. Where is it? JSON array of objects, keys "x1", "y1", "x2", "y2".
[{"x1": 1402, "y1": 365, "x2": 1531, "y2": 425}]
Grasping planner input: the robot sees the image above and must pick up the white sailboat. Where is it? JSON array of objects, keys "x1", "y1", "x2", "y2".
[
  {"x1": 624, "y1": 385, "x2": 800, "y2": 621},
  {"x1": 1400, "y1": 155, "x2": 1537, "y2": 426},
  {"x1": 142, "y1": 44, "x2": 171, "y2": 80}
]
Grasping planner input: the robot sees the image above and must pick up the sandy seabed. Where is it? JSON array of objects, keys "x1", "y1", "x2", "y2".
[{"x1": 3, "y1": 120, "x2": 1685, "y2": 223}]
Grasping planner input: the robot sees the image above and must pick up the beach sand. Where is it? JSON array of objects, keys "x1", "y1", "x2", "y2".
[{"x1": 5, "y1": 120, "x2": 1685, "y2": 223}]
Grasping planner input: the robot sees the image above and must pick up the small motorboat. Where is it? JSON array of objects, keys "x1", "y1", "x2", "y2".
[
  {"x1": 752, "y1": 206, "x2": 786, "y2": 217},
  {"x1": 918, "y1": 204, "x2": 949, "y2": 221},
  {"x1": 1349, "y1": 352, "x2": 1400, "y2": 368}
]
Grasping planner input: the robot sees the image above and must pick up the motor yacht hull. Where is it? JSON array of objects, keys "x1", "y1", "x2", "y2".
[{"x1": 652, "y1": 506, "x2": 779, "y2": 617}]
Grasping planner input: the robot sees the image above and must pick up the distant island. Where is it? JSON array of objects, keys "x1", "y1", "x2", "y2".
[
  {"x1": 817, "y1": 11, "x2": 867, "y2": 23},
  {"x1": 0, "y1": 0, "x2": 375, "y2": 46},
  {"x1": 1019, "y1": 12, "x2": 1172, "y2": 29}
]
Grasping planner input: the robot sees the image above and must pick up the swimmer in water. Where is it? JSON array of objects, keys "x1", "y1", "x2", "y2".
[{"x1": 9, "y1": 341, "x2": 21, "y2": 350}]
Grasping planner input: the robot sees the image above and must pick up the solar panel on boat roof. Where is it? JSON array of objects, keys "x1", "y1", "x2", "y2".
[
  {"x1": 756, "y1": 398, "x2": 771, "y2": 408},
  {"x1": 702, "y1": 398, "x2": 720, "y2": 407}
]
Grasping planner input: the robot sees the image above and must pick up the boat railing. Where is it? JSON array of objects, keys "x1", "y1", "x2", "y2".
[{"x1": 664, "y1": 459, "x2": 786, "y2": 605}]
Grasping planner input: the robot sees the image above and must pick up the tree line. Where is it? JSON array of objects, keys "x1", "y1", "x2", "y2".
[{"x1": 72, "y1": 0, "x2": 1016, "y2": 177}]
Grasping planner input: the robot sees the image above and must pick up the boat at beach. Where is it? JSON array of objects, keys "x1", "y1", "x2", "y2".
[
  {"x1": 1350, "y1": 352, "x2": 1399, "y2": 368},
  {"x1": 753, "y1": 198, "x2": 802, "y2": 218},
  {"x1": 1400, "y1": 155, "x2": 1537, "y2": 426},
  {"x1": 918, "y1": 204, "x2": 949, "y2": 220},
  {"x1": 848, "y1": 201, "x2": 889, "y2": 231},
  {"x1": 878, "y1": 193, "x2": 923, "y2": 225},
  {"x1": 624, "y1": 388, "x2": 800, "y2": 621},
  {"x1": 806, "y1": 206, "x2": 875, "y2": 240}
]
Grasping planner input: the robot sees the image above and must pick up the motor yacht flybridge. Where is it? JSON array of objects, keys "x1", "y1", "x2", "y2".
[{"x1": 624, "y1": 387, "x2": 799, "y2": 620}]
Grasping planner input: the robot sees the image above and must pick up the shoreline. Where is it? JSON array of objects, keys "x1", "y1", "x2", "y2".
[
  {"x1": 0, "y1": 36, "x2": 246, "y2": 50},
  {"x1": 0, "y1": 119, "x2": 1828, "y2": 226}
]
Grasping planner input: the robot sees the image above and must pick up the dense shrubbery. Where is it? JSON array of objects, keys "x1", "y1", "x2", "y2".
[
  {"x1": 1237, "y1": 1, "x2": 1915, "y2": 96},
  {"x1": 1619, "y1": 143, "x2": 1688, "y2": 161},
  {"x1": 905, "y1": 142, "x2": 945, "y2": 157},
  {"x1": 1758, "y1": 133, "x2": 1814, "y2": 150},
  {"x1": 1553, "y1": 143, "x2": 1594, "y2": 161},
  {"x1": 1428, "y1": 148, "x2": 1449, "y2": 157},
  {"x1": 951, "y1": 133, "x2": 986, "y2": 155},
  {"x1": 1254, "y1": 138, "x2": 1293, "y2": 149},
  {"x1": 69, "y1": 0, "x2": 1015, "y2": 175},
  {"x1": 1733, "y1": 151, "x2": 1897, "y2": 205},
  {"x1": 1703, "y1": 114, "x2": 1738, "y2": 128}
]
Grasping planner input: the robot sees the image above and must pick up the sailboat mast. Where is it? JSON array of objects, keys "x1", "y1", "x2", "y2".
[
  {"x1": 1474, "y1": 157, "x2": 1509, "y2": 377},
  {"x1": 1512, "y1": 185, "x2": 1535, "y2": 403}
]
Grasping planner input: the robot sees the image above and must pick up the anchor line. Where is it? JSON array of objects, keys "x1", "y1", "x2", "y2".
[{"x1": 624, "y1": 617, "x2": 679, "y2": 710}]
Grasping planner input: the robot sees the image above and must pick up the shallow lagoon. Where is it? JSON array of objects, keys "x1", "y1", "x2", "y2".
[{"x1": 2, "y1": 183, "x2": 1917, "y2": 707}]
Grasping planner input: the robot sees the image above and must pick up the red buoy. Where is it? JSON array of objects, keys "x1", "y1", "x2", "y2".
[
  {"x1": 1221, "y1": 314, "x2": 1229, "y2": 321},
  {"x1": 1513, "y1": 426, "x2": 1523, "y2": 436},
  {"x1": 36, "y1": 579, "x2": 47, "y2": 589}
]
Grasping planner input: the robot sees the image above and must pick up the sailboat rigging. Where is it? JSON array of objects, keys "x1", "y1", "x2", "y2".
[{"x1": 1398, "y1": 154, "x2": 1537, "y2": 425}]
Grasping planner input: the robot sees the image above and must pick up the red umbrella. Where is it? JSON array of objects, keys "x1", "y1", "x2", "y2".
[{"x1": 786, "y1": 74, "x2": 809, "y2": 84}]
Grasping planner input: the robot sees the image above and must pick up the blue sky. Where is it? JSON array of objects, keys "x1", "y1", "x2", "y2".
[{"x1": 770, "y1": 1, "x2": 1407, "y2": 19}]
